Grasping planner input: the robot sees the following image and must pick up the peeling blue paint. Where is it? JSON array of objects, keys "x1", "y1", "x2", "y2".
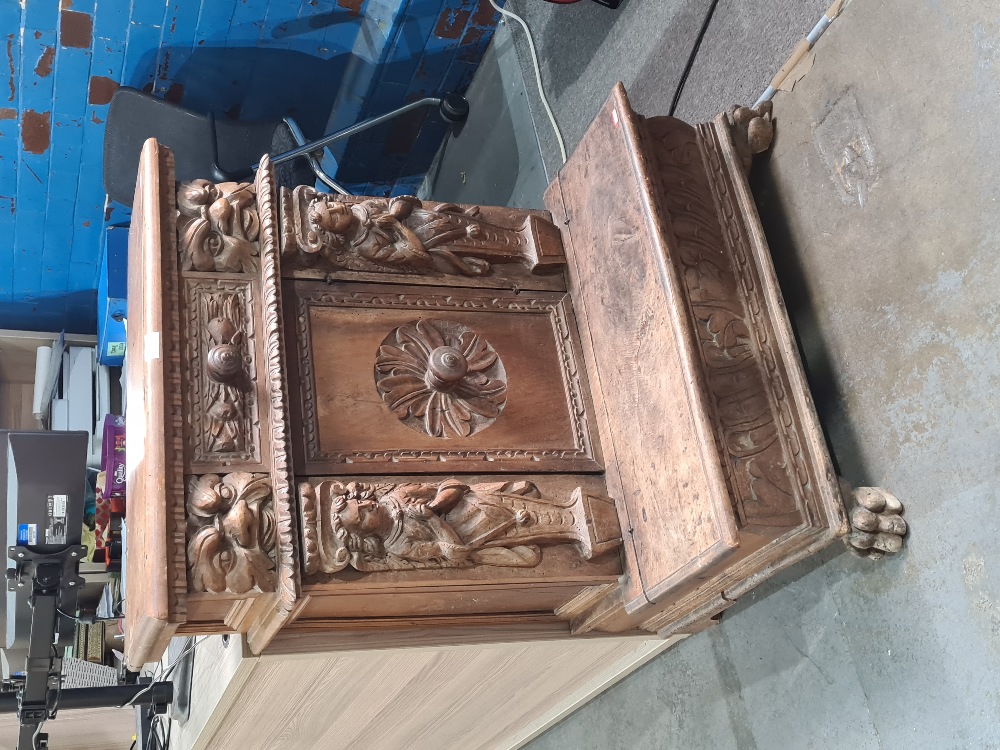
[{"x1": 0, "y1": 0, "x2": 501, "y2": 333}]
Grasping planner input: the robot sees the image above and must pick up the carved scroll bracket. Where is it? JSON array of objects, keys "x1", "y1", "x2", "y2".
[
  {"x1": 299, "y1": 478, "x2": 621, "y2": 575},
  {"x1": 186, "y1": 472, "x2": 278, "y2": 594}
]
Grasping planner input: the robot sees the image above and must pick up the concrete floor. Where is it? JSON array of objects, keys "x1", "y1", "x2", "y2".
[{"x1": 426, "y1": 0, "x2": 1000, "y2": 747}]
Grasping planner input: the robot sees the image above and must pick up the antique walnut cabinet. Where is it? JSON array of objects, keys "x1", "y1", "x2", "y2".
[{"x1": 125, "y1": 85, "x2": 905, "y2": 734}]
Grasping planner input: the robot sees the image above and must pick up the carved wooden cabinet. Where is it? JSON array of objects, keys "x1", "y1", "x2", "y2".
[{"x1": 124, "y1": 84, "x2": 903, "y2": 669}]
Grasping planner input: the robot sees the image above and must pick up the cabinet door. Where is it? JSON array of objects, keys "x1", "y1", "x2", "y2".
[{"x1": 285, "y1": 281, "x2": 603, "y2": 476}]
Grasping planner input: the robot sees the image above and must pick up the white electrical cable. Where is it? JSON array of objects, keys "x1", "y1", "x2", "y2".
[
  {"x1": 489, "y1": 0, "x2": 568, "y2": 165},
  {"x1": 119, "y1": 637, "x2": 208, "y2": 710}
]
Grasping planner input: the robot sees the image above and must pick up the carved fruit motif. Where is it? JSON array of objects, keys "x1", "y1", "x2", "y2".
[{"x1": 375, "y1": 319, "x2": 507, "y2": 439}]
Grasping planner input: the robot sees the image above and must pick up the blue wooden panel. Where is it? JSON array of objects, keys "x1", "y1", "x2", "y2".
[
  {"x1": 122, "y1": 22, "x2": 165, "y2": 90},
  {"x1": 39, "y1": 195, "x2": 75, "y2": 294},
  {"x1": 91, "y1": 35, "x2": 126, "y2": 80},
  {"x1": 105, "y1": 201, "x2": 132, "y2": 229},
  {"x1": 0, "y1": 0, "x2": 18, "y2": 307},
  {"x1": 47, "y1": 117, "x2": 86, "y2": 202},
  {"x1": 0, "y1": 194, "x2": 15, "y2": 299},
  {"x1": 11, "y1": 208, "x2": 47, "y2": 297},
  {"x1": 380, "y1": 0, "x2": 446, "y2": 86},
  {"x1": 20, "y1": 31, "x2": 58, "y2": 108},
  {"x1": 228, "y1": 0, "x2": 273, "y2": 46},
  {"x1": 0, "y1": 110, "x2": 18, "y2": 199},
  {"x1": 150, "y1": 0, "x2": 203, "y2": 99},
  {"x1": 93, "y1": 0, "x2": 131, "y2": 39},
  {"x1": 69, "y1": 0, "x2": 98, "y2": 14},
  {"x1": 15, "y1": 151, "x2": 50, "y2": 221},
  {"x1": 194, "y1": 0, "x2": 236, "y2": 46},
  {"x1": 129, "y1": 0, "x2": 169, "y2": 28},
  {"x1": 52, "y1": 47, "x2": 92, "y2": 118},
  {"x1": 0, "y1": 3, "x2": 22, "y2": 31},
  {"x1": 22, "y1": 0, "x2": 58, "y2": 36}
]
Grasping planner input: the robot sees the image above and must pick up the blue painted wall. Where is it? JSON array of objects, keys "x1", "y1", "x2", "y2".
[{"x1": 0, "y1": 0, "x2": 500, "y2": 334}]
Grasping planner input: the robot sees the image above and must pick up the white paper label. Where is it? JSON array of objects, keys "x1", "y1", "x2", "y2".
[{"x1": 144, "y1": 331, "x2": 161, "y2": 361}]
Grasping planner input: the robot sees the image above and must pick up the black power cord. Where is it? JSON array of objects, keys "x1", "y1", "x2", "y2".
[
  {"x1": 56, "y1": 608, "x2": 122, "y2": 624},
  {"x1": 669, "y1": 0, "x2": 722, "y2": 117}
]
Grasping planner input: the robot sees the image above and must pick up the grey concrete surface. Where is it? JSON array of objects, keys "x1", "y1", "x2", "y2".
[
  {"x1": 426, "y1": 0, "x2": 828, "y2": 204},
  {"x1": 519, "y1": 0, "x2": 1000, "y2": 748},
  {"x1": 503, "y1": 0, "x2": 827, "y2": 180},
  {"x1": 424, "y1": 0, "x2": 1000, "y2": 747}
]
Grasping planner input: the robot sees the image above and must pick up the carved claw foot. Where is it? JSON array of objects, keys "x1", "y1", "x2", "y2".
[
  {"x1": 841, "y1": 484, "x2": 907, "y2": 560},
  {"x1": 726, "y1": 101, "x2": 774, "y2": 171}
]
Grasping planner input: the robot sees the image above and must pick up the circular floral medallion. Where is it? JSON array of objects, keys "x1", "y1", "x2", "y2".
[{"x1": 375, "y1": 319, "x2": 508, "y2": 439}]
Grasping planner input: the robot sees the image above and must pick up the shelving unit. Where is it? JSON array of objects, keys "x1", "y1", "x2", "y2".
[{"x1": 0, "y1": 329, "x2": 97, "y2": 431}]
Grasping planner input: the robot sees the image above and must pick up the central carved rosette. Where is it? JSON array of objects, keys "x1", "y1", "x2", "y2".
[
  {"x1": 425, "y1": 345, "x2": 468, "y2": 390},
  {"x1": 374, "y1": 319, "x2": 508, "y2": 439}
]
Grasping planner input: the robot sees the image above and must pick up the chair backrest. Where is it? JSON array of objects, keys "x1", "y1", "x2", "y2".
[
  {"x1": 103, "y1": 88, "x2": 217, "y2": 207},
  {"x1": 103, "y1": 88, "x2": 281, "y2": 206}
]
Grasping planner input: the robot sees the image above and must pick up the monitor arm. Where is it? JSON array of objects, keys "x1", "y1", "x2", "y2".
[{"x1": 3, "y1": 545, "x2": 172, "y2": 749}]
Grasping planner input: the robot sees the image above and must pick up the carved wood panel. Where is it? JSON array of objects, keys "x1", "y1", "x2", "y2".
[
  {"x1": 185, "y1": 472, "x2": 277, "y2": 595},
  {"x1": 644, "y1": 117, "x2": 816, "y2": 530},
  {"x1": 170, "y1": 162, "x2": 301, "y2": 653},
  {"x1": 177, "y1": 179, "x2": 261, "y2": 273},
  {"x1": 285, "y1": 282, "x2": 602, "y2": 475},
  {"x1": 248, "y1": 155, "x2": 300, "y2": 649},
  {"x1": 127, "y1": 140, "x2": 190, "y2": 643},
  {"x1": 545, "y1": 85, "x2": 850, "y2": 624},
  {"x1": 299, "y1": 477, "x2": 621, "y2": 575},
  {"x1": 279, "y1": 187, "x2": 565, "y2": 279},
  {"x1": 182, "y1": 276, "x2": 264, "y2": 470},
  {"x1": 374, "y1": 319, "x2": 509, "y2": 439}
]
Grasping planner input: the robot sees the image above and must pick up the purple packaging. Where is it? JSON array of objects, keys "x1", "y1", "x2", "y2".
[{"x1": 101, "y1": 414, "x2": 127, "y2": 497}]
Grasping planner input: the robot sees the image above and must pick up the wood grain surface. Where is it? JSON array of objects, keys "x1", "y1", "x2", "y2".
[
  {"x1": 546, "y1": 86, "x2": 739, "y2": 615},
  {"x1": 0, "y1": 708, "x2": 136, "y2": 749},
  {"x1": 124, "y1": 138, "x2": 185, "y2": 669},
  {"x1": 172, "y1": 635, "x2": 681, "y2": 750}
]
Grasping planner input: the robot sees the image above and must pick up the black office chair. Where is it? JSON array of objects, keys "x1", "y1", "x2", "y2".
[{"x1": 102, "y1": 87, "x2": 469, "y2": 205}]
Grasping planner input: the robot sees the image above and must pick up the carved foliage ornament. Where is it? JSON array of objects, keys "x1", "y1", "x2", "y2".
[
  {"x1": 187, "y1": 472, "x2": 277, "y2": 594},
  {"x1": 646, "y1": 119, "x2": 805, "y2": 527},
  {"x1": 178, "y1": 179, "x2": 260, "y2": 273},
  {"x1": 299, "y1": 478, "x2": 622, "y2": 574},
  {"x1": 375, "y1": 319, "x2": 507, "y2": 439}
]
